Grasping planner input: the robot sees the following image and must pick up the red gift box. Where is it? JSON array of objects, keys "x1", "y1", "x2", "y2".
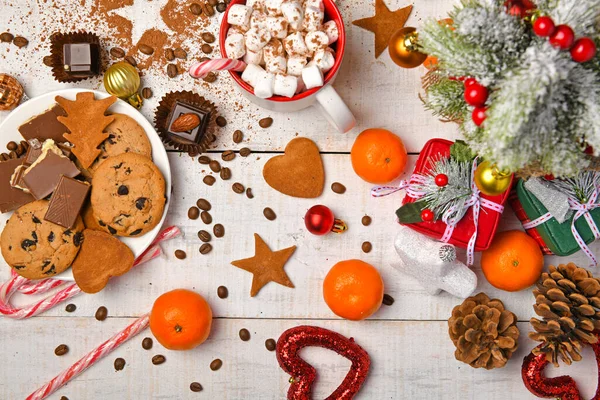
[{"x1": 401, "y1": 139, "x2": 513, "y2": 251}]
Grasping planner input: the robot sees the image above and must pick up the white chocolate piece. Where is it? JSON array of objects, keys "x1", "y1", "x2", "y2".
[
  {"x1": 254, "y1": 71, "x2": 275, "y2": 98},
  {"x1": 295, "y1": 75, "x2": 306, "y2": 93},
  {"x1": 322, "y1": 20, "x2": 339, "y2": 44},
  {"x1": 286, "y1": 56, "x2": 307, "y2": 76},
  {"x1": 241, "y1": 64, "x2": 266, "y2": 87},
  {"x1": 301, "y1": 64, "x2": 323, "y2": 89},
  {"x1": 305, "y1": 30, "x2": 328, "y2": 52},
  {"x1": 246, "y1": 0, "x2": 265, "y2": 11},
  {"x1": 281, "y1": 1, "x2": 304, "y2": 30},
  {"x1": 265, "y1": 0, "x2": 284, "y2": 15},
  {"x1": 266, "y1": 16, "x2": 288, "y2": 39},
  {"x1": 225, "y1": 33, "x2": 246, "y2": 59},
  {"x1": 243, "y1": 49, "x2": 264, "y2": 65},
  {"x1": 283, "y1": 32, "x2": 308, "y2": 57},
  {"x1": 273, "y1": 74, "x2": 298, "y2": 98},
  {"x1": 227, "y1": 5, "x2": 253, "y2": 29},
  {"x1": 313, "y1": 48, "x2": 335, "y2": 72},
  {"x1": 266, "y1": 55, "x2": 287, "y2": 74},
  {"x1": 250, "y1": 11, "x2": 268, "y2": 30},
  {"x1": 302, "y1": 5, "x2": 323, "y2": 32},
  {"x1": 245, "y1": 27, "x2": 272, "y2": 51}
]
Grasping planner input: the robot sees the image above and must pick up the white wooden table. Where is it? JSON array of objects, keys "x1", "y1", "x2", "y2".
[{"x1": 1, "y1": 0, "x2": 598, "y2": 399}]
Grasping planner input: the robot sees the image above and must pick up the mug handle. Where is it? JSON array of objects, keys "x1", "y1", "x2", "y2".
[{"x1": 315, "y1": 85, "x2": 356, "y2": 133}]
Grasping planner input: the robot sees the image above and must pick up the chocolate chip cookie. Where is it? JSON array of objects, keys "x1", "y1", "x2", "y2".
[
  {"x1": 0, "y1": 200, "x2": 84, "y2": 279},
  {"x1": 91, "y1": 153, "x2": 166, "y2": 237}
]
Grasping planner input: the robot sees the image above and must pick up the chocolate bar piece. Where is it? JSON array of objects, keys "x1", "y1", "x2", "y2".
[
  {"x1": 45, "y1": 176, "x2": 90, "y2": 228},
  {"x1": 10, "y1": 164, "x2": 28, "y2": 191},
  {"x1": 166, "y1": 101, "x2": 211, "y2": 144},
  {"x1": 19, "y1": 105, "x2": 68, "y2": 143},
  {"x1": 63, "y1": 43, "x2": 100, "y2": 77},
  {"x1": 22, "y1": 151, "x2": 80, "y2": 200},
  {"x1": 0, "y1": 158, "x2": 34, "y2": 213},
  {"x1": 23, "y1": 139, "x2": 43, "y2": 166}
]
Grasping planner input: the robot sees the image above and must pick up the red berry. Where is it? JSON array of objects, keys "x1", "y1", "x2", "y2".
[
  {"x1": 421, "y1": 209, "x2": 434, "y2": 222},
  {"x1": 464, "y1": 77, "x2": 477, "y2": 87},
  {"x1": 435, "y1": 174, "x2": 449, "y2": 187},
  {"x1": 464, "y1": 83, "x2": 489, "y2": 107},
  {"x1": 509, "y1": 4, "x2": 525, "y2": 17},
  {"x1": 533, "y1": 16, "x2": 555, "y2": 37},
  {"x1": 585, "y1": 145, "x2": 594, "y2": 155},
  {"x1": 571, "y1": 37, "x2": 597, "y2": 63},
  {"x1": 472, "y1": 107, "x2": 487, "y2": 127},
  {"x1": 549, "y1": 25, "x2": 575, "y2": 50},
  {"x1": 543, "y1": 174, "x2": 555, "y2": 181}
]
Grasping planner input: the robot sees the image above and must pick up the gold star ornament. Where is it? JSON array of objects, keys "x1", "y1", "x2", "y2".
[
  {"x1": 231, "y1": 234, "x2": 296, "y2": 297},
  {"x1": 353, "y1": 0, "x2": 413, "y2": 58}
]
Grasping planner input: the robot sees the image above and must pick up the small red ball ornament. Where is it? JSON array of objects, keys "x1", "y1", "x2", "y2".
[
  {"x1": 435, "y1": 174, "x2": 449, "y2": 187},
  {"x1": 472, "y1": 107, "x2": 487, "y2": 127},
  {"x1": 304, "y1": 205, "x2": 347, "y2": 235},
  {"x1": 464, "y1": 83, "x2": 489, "y2": 107},
  {"x1": 421, "y1": 209, "x2": 434, "y2": 222},
  {"x1": 509, "y1": 4, "x2": 525, "y2": 17},
  {"x1": 570, "y1": 37, "x2": 597, "y2": 63},
  {"x1": 464, "y1": 77, "x2": 477, "y2": 87},
  {"x1": 533, "y1": 16, "x2": 555, "y2": 37},
  {"x1": 549, "y1": 25, "x2": 575, "y2": 50},
  {"x1": 543, "y1": 174, "x2": 555, "y2": 181}
]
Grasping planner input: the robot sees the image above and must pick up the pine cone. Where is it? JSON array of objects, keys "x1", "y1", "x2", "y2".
[
  {"x1": 529, "y1": 263, "x2": 600, "y2": 367},
  {"x1": 448, "y1": 292, "x2": 520, "y2": 370}
]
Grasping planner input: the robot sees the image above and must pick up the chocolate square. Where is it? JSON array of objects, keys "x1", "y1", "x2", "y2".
[
  {"x1": 166, "y1": 101, "x2": 211, "y2": 144},
  {"x1": 45, "y1": 176, "x2": 90, "y2": 228},
  {"x1": 0, "y1": 158, "x2": 34, "y2": 213},
  {"x1": 22, "y1": 151, "x2": 80, "y2": 200},
  {"x1": 63, "y1": 43, "x2": 100, "y2": 77},
  {"x1": 19, "y1": 105, "x2": 68, "y2": 143}
]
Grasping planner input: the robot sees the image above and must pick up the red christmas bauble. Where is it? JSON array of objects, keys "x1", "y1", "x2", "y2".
[
  {"x1": 533, "y1": 16, "x2": 556, "y2": 37},
  {"x1": 549, "y1": 25, "x2": 575, "y2": 50},
  {"x1": 472, "y1": 107, "x2": 487, "y2": 127},
  {"x1": 464, "y1": 83, "x2": 489, "y2": 107},
  {"x1": 421, "y1": 209, "x2": 434, "y2": 222},
  {"x1": 305, "y1": 205, "x2": 335, "y2": 235},
  {"x1": 570, "y1": 37, "x2": 597, "y2": 63},
  {"x1": 435, "y1": 174, "x2": 449, "y2": 187},
  {"x1": 464, "y1": 77, "x2": 477, "y2": 87}
]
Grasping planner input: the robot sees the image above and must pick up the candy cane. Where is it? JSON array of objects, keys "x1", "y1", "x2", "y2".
[
  {"x1": 27, "y1": 314, "x2": 150, "y2": 400},
  {"x1": 189, "y1": 58, "x2": 247, "y2": 79}
]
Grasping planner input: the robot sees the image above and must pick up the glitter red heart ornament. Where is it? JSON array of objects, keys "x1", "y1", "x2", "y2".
[
  {"x1": 522, "y1": 331, "x2": 600, "y2": 399},
  {"x1": 276, "y1": 325, "x2": 371, "y2": 400}
]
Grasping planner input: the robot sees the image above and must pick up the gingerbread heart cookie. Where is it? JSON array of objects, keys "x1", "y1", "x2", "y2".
[{"x1": 263, "y1": 138, "x2": 324, "y2": 198}]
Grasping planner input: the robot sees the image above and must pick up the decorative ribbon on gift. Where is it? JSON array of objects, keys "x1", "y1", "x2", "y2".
[
  {"x1": 0, "y1": 226, "x2": 181, "y2": 319},
  {"x1": 371, "y1": 159, "x2": 504, "y2": 266}
]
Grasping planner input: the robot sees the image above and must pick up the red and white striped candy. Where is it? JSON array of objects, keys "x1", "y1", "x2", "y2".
[{"x1": 189, "y1": 58, "x2": 247, "y2": 79}]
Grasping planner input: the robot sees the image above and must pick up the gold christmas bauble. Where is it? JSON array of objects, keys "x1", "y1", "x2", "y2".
[
  {"x1": 474, "y1": 161, "x2": 512, "y2": 196},
  {"x1": 103, "y1": 62, "x2": 142, "y2": 108},
  {"x1": 389, "y1": 27, "x2": 428, "y2": 69}
]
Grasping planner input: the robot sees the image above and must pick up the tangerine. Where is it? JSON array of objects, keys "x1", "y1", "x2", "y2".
[
  {"x1": 351, "y1": 128, "x2": 407, "y2": 184},
  {"x1": 150, "y1": 289, "x2": 213, "y2": 350},
  {"x1": 323, "y1": 259, "x2": 384, "y2": 320},
  {"x1": 481, "y1": 230, "x2": 544, "y2": 292}
]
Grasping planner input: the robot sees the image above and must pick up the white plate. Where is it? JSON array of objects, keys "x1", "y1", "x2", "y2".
[{"x1": 0, "y1": 89, "x2": 172, "y2": 281}]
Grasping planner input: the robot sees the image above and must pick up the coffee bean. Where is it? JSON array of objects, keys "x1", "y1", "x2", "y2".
[
  {"x1": 190, "y1": 382, "x2": 203, "y2": 392},
  {"x1": 263, "y1": 207, "x2": 276, "y2": 221},
  {"x1": 196, "y1": 198, "x2": 211, "y2": 211},
  {"x1": 198, "y1": 155, "x2": 211, "y2": 165},
  {"x1": 167, "y1": 63, "x2": 178, "y2": 78},
  {"x1": 165, "y1": 48, "x2": 175, "y2": 61},
  {"x1": 188, "y1": 206, "x2": 200, "y2": 220},
  {"x1": 141, "y1": 87, "x2": 152, "y2": 99},
  {"x1": 142, "y1": 337, "x2": 153, "y2": 350},
  {"x1": 222, "y1": 150, "x2": 235, "y2": 161},
  {"x1": 361, "y1": 241, "x2": 372, "y2": 253},
  {"x1": 213, "y1": 224, "x2": 224, "y2": 238},
  {"x1": 259, "y1": 117, "x2": 273, "y2": 128},
  {"x1": 210, "y1": 359, "x2": 222, "y2": 371},
  {"x1": 114, "y1": 357, "x2": 126, "y2": 371},
  {"x1": 8, "y1": 151, "x2": 16, "y2": 159},
  {"x1": 232, "y1": 182, "x2": 245, "y2": 194},
  {"x1": 198, "y1": 230, "x2": 211, "y2": 242},
  {"x1": 216, "y1": 116, "x2": 227, "y2": 127},
  {"x1": 189, "y1": 2, "x2": 202, "y2": 15},
  {"x1": 43, "y1": 55, "x2": 53, "y2": 66},
  {"x1": 232, "y1": 130, "x2": 243, "y2": 143},
  {"x1": 201, "y1": 43, "x2": 213, "y2": 54},
  {"x1": 331, "y1": 182, "x2": 346, "y2": 194},
  {"x1": 139, "y1": 44, "x2": 154, "y2": 55},
  {"x1": 199, "y1": 243, "x2": 212, "y2": 255},
  {"x1": 201, "y1": 32, "x2": 216, "y2": 43},
  {"x1": 246, "y1": 188, "x2": 254, "y2": 199},
  {"x1": 361, "y1": 215, "x2": 372, "y2": 226},
  {"x1": 55, "y1": 344, "x2": 69, "y2": 356},
  {"x1": 0, "y1": 154, "x2": 8, "y2": 161},
  {"x1": 175, "y1": 249, "x2": 187, "y2": 259},
  {"x1": 239, "y1": 328, "x2": 251, "y2": 341},
  {"x1": 201, "y1": 210, "x2": 212, "y2": 224},
  {"x1": 110, "y1": 47, "x2": 125, "y2": 58},
  {"x1": 209, "y1": 160, "x2": 221, "y2": 172},
  {"x1": 265, "y1": 338, "x2": 276, "y2": 351},
  {"x1": 60, "y1": 396, "x2": 69, "y2": 400},
  {"x1": 382, "y1": 293, "x2": 395, "y2": 306},
  {"x1": 208, "y1": 0, "x2": 218, "y2": 5},
  {"x1": 152, "y1": 354, "x2": 166, "y2": 365},
  {"x1": 174, "y1": 47, "x2": 187, "y2": 59},
  {"x1": 13, "y1": 36, "x2": 28, "y2": 48},
  {"x1": 65, "y1": 303, "x2": 76, "y2": 313},
  {"x1": 216, "y1": 2, "x2": 227, "y2": 12},
  {"x1": 95, "y1": 306, "x2": 108, "y2": 321},
  {"x1": 203, "y1": 72, "x2": 217, "y2": 83},
  {"x1": 0, "y1": 32, "x2": 14, "y2": 42},
  {"x1": 124, "y1": 55, "x2": 137, "y2": 67},
  {"x1": 220, "y1": 167, "x2": 231, "y2": 180},
  {"x1": 217, "y1": 285, "x2": 228, "y2": 298},
  {"x1": 203, "y1": 175, "x2": 216, "y2": 186},
  {"x1": 239, "y1": 147, "x2": 251, "y2": 157},
  {"x1": 6, "y1": 141, "x2": 17, "y2": 151},
  {"x1": 189, "y1": 149, "x2": 200, "y2": 158},
  {"x1": 15, "y1": 143, "x2": 25, "y2": 156}
]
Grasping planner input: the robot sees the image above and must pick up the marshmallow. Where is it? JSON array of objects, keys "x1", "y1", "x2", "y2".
[
  {"x1": 302, "y1": 5, "x2": 323, "y2": 32},
  {"x1": 305, "y1": 30, "x2": 328, "y2": 52},
  {"x1": 265, "y1": 0, "x2": 284, "y2": 15},
  {"x1": 250, "y1": 11, "x2": 268, "y2": 29},
  {"x1": 227, "y1": 5, "x2": 253, "y2": 29},
  {"x1": 266, "y1": 54, "x2": 287, "y2": 74},
  {"x1": 254, "y1": 71, "x2": 275, "y2": 98},
  {"x1": 266, "y1": 16, "x2": 288, "y2": 39},
  {"x1": 322, "y1": 20, "x2": 339, "y2": 44},
  {"x1": 263, "y1": 38, "x2": 285, "y2": 59},
  {"x1": 283, "y1": 32, "x2": 309, "y2": 57},
  {"x1": 243, "y1": 49, "x2": 264, "y2": 65},
  {"x1": 301, "y1": 64, "x2": 323, "y2": 89},
  {"x1": 286, "y1": 56, "x2": 307, "y2": 76},
  {"x1": 241, "y1": 64, "x2": 266, "y2": 87},
  {"x1": 314, "y1": 48, "x2": 335, "y2": 72},
  {"x1": 303, "y1": 0, "x2": 324, "y2": 11},
  {"x1": 227, "y1": 25, "x2": 246, "y2": 37},
  {"x1": 295, "y1": 76, "x2": 306, "y2": 93},
  {"x1": 281, "y1": 1, "x2": 304, "y2": 30},
  {"x1": 273, "y1": 74, "x2": 298, "y2": 97},
  {"x1": 246, "y1": 0, "x2": 265, "y2": 11},
  {"x1": 225, "y1": 33, "x2": 246, "y2": 59},
  {"x1": 245, "y1": 27, "x2": 272, "y2": 51}
]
